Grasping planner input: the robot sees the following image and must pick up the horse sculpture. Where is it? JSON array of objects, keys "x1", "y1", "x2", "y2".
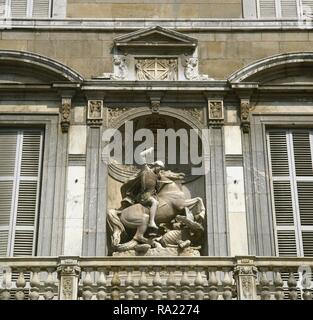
[{"x1": 107, "y1": 170, "x2": 205, "y2": 252}]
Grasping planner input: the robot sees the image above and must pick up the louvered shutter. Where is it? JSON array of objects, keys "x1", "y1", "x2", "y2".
[
  {"x1": 10, "y1": 0, "x2": 28, "y2": 17},
  {"x1": 32, "y1": 0, "x2": 51, "y2": 18},
  {"x1": 0, "y1": 131, "x2": 17, "y2": 256},
  {"x1": 0, "y1": 0, "x2": 7, "y2": 17},
  {"x1": 258, "y1": 0, "x2": 277, "y2": 17},
  {"x1": 268, "y1": 131, "x2": 298, "y2": 256},
  {"x1": 301, "y1": 0, "x2": 313, "y2": 16},
  {"x1": 268, "y1": 129, "x2": 313, "y2": 258},
  {"x1": 13, "y1": 131, "x2": 42, "y2": 256},
  {"x1": 281, "y1": 0, "x2": 299, "y2": 17},
  {"x1": 0, "y1": 129, "x2": 43, "y2": 257}
]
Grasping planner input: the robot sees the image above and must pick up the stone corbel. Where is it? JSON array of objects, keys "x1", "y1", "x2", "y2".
[
  {"x1": 147, "y1": 92, "x2": 165, "y2": 114},
  {"x1": 60, "y1": 97, "x2": 72, "y2": 133},
  {"x1": 240, "y1": 98, "x2": 251, "y2": 134},
  {"x1": 231, "y1": 83, "x2": 258, "y2": 134}
]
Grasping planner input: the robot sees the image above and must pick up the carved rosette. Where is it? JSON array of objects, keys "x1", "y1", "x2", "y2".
[
  {"x1": 87, "y1": 100, "x2": 104, "y2": 127},
  {"x1": 234, "y1": 259, "x2": 258, "y2": 300},
  {"x1": 208, "y1": 100, "x2": 224, "y2": 127},
  {"x1": 240, "y1": 98, "x2": 251, "y2": 133},
  {"x1": 60, "y1": 98, "x2": 71, "y2": 133}
]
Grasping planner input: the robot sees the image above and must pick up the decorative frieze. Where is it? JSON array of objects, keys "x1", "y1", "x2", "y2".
[
  {"x1": 208, "y1": 100, "x2": 224, "y2": 127},
  {"x1": 181, "y1": 108, "x2": 203, "y2": 124},
  {"x1": 107, "y1": 107, "x2": 131, "y2": 127},
  {"x1": 60, "y1": 98, "x2": 71, "y2": 133},
  {"x1": 87, "y1": 100, "x2": 104, "y2": 127}
]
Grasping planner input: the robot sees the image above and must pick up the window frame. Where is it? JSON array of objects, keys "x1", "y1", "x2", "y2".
[
  {"x1": 254, "y1": 0, "x2": 308, "y2": 19},
  {"x1": 2, "y1": 0, "x2": 53, "y2": 18}
]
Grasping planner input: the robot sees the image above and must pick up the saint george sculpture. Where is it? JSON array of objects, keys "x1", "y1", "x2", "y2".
[{"x1": 107, "y1": 155, "x2": 206, "y2": 256}]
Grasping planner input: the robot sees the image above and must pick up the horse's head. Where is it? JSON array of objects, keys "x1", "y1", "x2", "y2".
[{"x1": 160, "y1": 170, "x2": 185, "y2": 182}]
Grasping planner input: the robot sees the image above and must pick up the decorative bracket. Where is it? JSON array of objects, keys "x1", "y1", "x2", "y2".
[
  {"x1": 231, "y1": 83, "x2": 258, "y2": 134},
  {"x1": 240, "y1": 98, "x2": 251, "y2": 134},
  {"x1": 60, "y1": 97, "x2": 71, "y2": 133},
  {"x1": 147, "y1": 92, "x2": 165, "y2": 114}
]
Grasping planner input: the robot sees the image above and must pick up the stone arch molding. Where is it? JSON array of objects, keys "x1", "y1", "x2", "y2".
[
  {"x1": 228, "y1": 52, "x2": 313, "y2": 84},
  {"x1": 0, "y1": 50, "x2": 84, "y2": 83}
]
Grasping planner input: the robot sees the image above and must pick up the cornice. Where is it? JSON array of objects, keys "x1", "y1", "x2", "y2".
[{"x1": 0, "y1": 18, "x2": 312, "y2": 31}]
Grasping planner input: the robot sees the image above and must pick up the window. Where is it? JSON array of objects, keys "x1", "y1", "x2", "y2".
[
  {"x1": 257, "y1": 0, "x2": 313, "y2": 18},
  {"x1": 0, "y1": 0, "x2": 52, "y2": 18},
  {"x1": 267, "y1": 129, "x2": 313, "y2": 257},
  {"x1": 0, "y1": 129, "x2": 43, "y2": 257}
]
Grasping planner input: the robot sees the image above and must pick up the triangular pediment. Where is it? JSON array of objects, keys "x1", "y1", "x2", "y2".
[{"x1": 114, "y1": 26, "x2": 198, "y2": 49}]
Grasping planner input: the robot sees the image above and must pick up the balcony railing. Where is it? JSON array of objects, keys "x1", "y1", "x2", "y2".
[{"x1": 0, "y1": 256, "x2": 312, "y2": 300}]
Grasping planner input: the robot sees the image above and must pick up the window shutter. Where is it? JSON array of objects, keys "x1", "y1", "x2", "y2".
[
  {"x1": 0, "y1": 0, "x2": 7, "y2": 17},
  {"x1": 268, "y1": 130, "x2": 298, "y2": 256},
  {"x1": 281, "y1": 0, "x2": 298, "y2": 17},
  {"x1": 0, "y1": 130, "x2": 43, "y2": 257},
  {"x1": 10, "y1": 0, "x2": 28, "y2": 17},
  {"x1": 0, "y1": 131, "x2": 18, "y2": 257},
  {"x1": 13, "y1": 131, "x2": 42, "y2": 257},
  {"x1": 301, "y1": 0, "x2": 313, "y2": 16},
  {"x1": 292, "y1": 131, "x2": 313, "y2": 176},
  {"x1": 32, "y1": 0, "x2": 50, "y2": 18},
  {"x1": 258, "y1": 0, "x2": 277, "y2": 17}
]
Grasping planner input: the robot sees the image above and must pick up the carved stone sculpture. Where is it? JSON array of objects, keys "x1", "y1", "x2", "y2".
[
  {"x1": 183, "y1": 56, "x2": 213, "y2": 81},
  {"x1": 107, "y1": 161, "x2": 206, "y2": 256},
  {"x1": 112, "y1": 55, "x2": 128, "y2": 80}
]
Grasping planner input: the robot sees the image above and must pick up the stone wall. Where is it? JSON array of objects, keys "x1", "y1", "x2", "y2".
[
  {"x1": 67, "y1": 0, "x2": 243, "y2": 18},
  {"x1": 0, "y1": 30, "x2": 311, "y2": 79}
]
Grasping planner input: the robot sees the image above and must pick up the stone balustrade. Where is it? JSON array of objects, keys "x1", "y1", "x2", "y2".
[{"x1": 0, "y1": 256, "x2": 312, "y2": 300}]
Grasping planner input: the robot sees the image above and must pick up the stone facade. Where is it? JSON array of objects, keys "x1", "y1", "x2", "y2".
[{"x1": 0, "y1": 1, "x2": 313, "y2": 275}]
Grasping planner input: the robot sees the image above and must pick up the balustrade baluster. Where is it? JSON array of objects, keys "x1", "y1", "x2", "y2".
[
  {"x1": 96, "y1": 268, "x2": 107, "y2": 300},
  {"x1": 287, "y1": 271, "x2": 298, "y2": 300},
  {"x1": 82, "y1": 269, "x2": 93, "y2": 300},
  {"x1": 194, "y1": 267, "x2": 205, "y2": 300},
  {"x1": 44, "y1": 269, "x2": 55, "y2": 300},
  {"x1": 207, "y1": 268, "x2": 218, "y2": 300},
  {"x1": 153, "y1": 268, "x2": 163, "y2": 300},
  {"x1": 259, "y1": 269, "x2": 271, "y2": 300},
  {"x1": 167, "y1": 268, "x2": 177, "y2": 300},
  {"x1": 0, "y1": 269, "x2": 11, "y2": 300},
  {"x1": 301, "y1": 270, "x2": 312, "y2": 300},
  {"x1": 180, "y1": 267, "x2": 190, "y2": 300},
  {"x1": 139, "y1": 267, "x2": 149, "y2": 300},
  {"x1": 29, "y1": 268, "x2": 41, "y2": 300},
  {"x1": 222, "y1": 270, "x2": 233, "y2": 300},
  {"x1": 15, "y1": 270, "x2": 26, "y2": 300},
  {"x1": 273, "y1": 270, "x2": 284, "y2": 300},
  {"x1": 111, "y1": 268, "x2": 121, "y2": 300},
  {"x1": 125, "y1": 268, "x2": 135, "y2": 300}
]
